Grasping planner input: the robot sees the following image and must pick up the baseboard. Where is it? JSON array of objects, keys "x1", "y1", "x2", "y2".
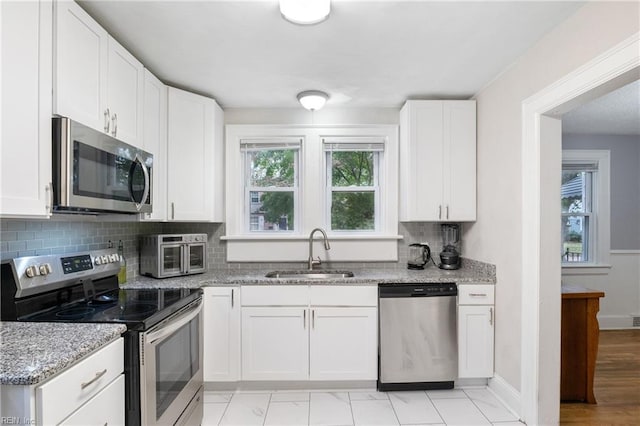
[
  {"x1": 488, "y1": 374, "x2": 522, "y2": 420},
  {"x1": 599, "y1": 315, "x2": 637, "y2": 329},
  {"x1": 204, "y1": 380, "x2": 377, "y2": 392}
]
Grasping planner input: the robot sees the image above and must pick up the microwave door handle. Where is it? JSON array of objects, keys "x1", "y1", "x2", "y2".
[
  {"x1": 147, "y1": 300, "x2": 202, "y2": 345},
  {"x1": 132, "y1": 154, "x2": 150, "y2": 211}
]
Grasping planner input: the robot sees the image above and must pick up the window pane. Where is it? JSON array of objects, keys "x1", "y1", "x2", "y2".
[
  {"x1": 562, "y1": 215, "x2": 589, "y2": 262},
  {"x1": 250, "y1": 191, "x2": 294, "y2": 231},
  {"x1": 249, "y1": 150, "x2": 295, "y2": 187},
  {"x1": 561, "y1": 171, "x2": 592, "y2": 213},
  {"x1": 331, "y1": 192, "x2": 374, "y2": 230},
  {"x1": 331, "y1": 152, "x2": 374, "y2": 187}
]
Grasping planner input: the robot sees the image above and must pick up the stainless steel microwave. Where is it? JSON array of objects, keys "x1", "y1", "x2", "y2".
[
  {"x1": 140, "y1": 234, "x2": 208, "y2": 278},
  {"x1": 52, "y1": 117, "x2": 153, "y2": 214}
]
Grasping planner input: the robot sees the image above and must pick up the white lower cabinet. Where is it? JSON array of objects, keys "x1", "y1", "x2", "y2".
[
  {"x1": 241, "y1": 307, "x2": 309, "y2": 380},
  {"x1": 309, "y1": 307, "x2": 377, "y2": 380},
  {"x1": 240, "y1": 285, "x2": 378, "y2": 382},
  {"x1": 1, "y1": 338, "x2": 125, "y2": 426},
  {"x1": 203, "y1": 287, "x2": 240, "y2": 382},
  {"x1": 60, "y1": 374, "x2": 124, "y2": 426},
  {"x1": 457, "y1": 285, "x2": 495, "y2": 378}
]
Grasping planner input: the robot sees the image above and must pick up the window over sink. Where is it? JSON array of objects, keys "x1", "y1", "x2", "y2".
[{"x1": 224, "y1": 126, "x2": 400, "y2": 262}]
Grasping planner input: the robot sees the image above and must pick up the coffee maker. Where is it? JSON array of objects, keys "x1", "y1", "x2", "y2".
[{"x1": 438, "y1": 224, "x2": 461, "y2": 270}]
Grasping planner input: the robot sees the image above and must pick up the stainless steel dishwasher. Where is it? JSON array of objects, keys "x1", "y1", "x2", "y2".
[{"x1": 378, "y1": 283, "x2": 458, "y2": 391}]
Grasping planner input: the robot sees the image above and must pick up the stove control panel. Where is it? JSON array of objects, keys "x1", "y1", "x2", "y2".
[{"x1": 6, "y1": 249, "x2": 122, "y2": 298}]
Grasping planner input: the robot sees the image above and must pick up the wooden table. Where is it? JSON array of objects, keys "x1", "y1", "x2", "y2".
[{"x1": 561, "y1": 284, "x2": 605, "y2": 404}]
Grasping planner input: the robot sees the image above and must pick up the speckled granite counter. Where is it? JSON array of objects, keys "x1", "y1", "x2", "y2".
[
  {"x1": 0, "y1": 322, "x2": 126, "y2": 386},
  {"x1": 122, "y1": 258, "x2": 495, "y2": 289}
]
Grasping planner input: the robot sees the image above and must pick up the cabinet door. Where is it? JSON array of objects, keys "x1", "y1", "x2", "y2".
[
  {"x1": 167, "y1": 87, "x2": 223, "y2": 221},
  {"x1": 107, "y1": 36, "x2": 144, "y2": 146},
  {"x1": 141, "y1": 69, "x2": 167, "y2": 221},
  {"x1": 1, "y1": 0, "x2": 52, "y2": 217},
  {"x1": 309, "y1": 307, "x2": 378, "y2": 380},
  {"x1": 241, "y1": 307, "x2": 309, "y2": 380},
  {"x1": 443, "y1": 101, "x2": 476, "y2": 221},
  {"x1": 203, "y1": 287, "x2": 240, "y2": 382},
  {"x1": 399, "y1": 101, "x2": 444, "y2": 221},
  {"x1": 60, "y1": 375, "x2": 125, "y2": 426},
  {"x1": 54, "y1": 0, "x2": 108, "y2": 133},
  {"x1": 458, "y1": 305, "x2": 494, "y2": 378}
]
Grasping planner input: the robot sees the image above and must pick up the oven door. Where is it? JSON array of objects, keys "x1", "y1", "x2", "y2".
[
  {"x1": 185, "y1": 243, "x2": 206, "y2": 275},
  {"x1": 140, "y1": 298, "x2": 203, "y2": 426},
  {"x1": 160, "y1": 243, "x2": 185, "y2": 277}
]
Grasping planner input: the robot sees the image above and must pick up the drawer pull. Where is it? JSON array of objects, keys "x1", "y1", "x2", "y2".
[
  {"x1": 81, "y1": 369, "x2": 107, "y2": 389},
  {"x1": 469, "y1": 293, "x2": 488, "y2": 297}
]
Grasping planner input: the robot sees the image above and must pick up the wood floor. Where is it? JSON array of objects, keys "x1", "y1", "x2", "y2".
[{"x1": 560, "y1": 329, "x2": 640, "y2": 425}]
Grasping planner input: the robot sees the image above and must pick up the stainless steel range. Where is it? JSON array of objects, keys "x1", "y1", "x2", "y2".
[{"x1": 1, "y1": 249, "x2": 204, "y2": 426}]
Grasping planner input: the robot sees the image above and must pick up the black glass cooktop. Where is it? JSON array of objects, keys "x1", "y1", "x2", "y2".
[{"x1": 22, "y1": 287, "x2": 202, "y2": 330}]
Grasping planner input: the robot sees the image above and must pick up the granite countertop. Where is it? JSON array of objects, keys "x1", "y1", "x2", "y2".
[
  {"x1": 0, "y1": 322, "x2": 126, "y2": 386},
  {"x1": 122, "y1": 258, "x2": 496, "y2": 289}
]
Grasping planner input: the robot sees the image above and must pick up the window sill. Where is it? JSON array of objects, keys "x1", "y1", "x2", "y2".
[
  {"x1": 561, "y1": 264, "x2": 612, "y2": 275},
  {"x1": 223, "y1": 234, "x2": 402, "y2": 262}
]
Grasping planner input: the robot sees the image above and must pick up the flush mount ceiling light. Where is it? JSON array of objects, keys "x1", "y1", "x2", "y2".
[
  {"x1": 280, "y1": 0, "x2": 330, "y2": 25},
  {"x1": 297, "y1": 90, "x2": 329, "y2": 111}
]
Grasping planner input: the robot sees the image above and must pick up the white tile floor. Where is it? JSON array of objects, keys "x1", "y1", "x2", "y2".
[{"x1": 202, "y1": 388, "x2": 523, "y2": 426}]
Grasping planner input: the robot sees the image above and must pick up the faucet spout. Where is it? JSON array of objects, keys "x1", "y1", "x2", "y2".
[{"x1": 308, "y1": 228, "x2": 331, "y2": 270}]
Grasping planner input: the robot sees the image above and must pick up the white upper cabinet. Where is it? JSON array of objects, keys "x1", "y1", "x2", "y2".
[
  {"x1": 1, "y1": 0, "x2": 53, "y2": 218},
  {"x1": 167, "y1": 87, "x2": 224, "y2": 222},
  {"x1": 399, "y1": 100, "x2": 476, "y2": 222},
  {"x1": 54, "y1": 0, "x2": 143, "y2": 147},
  {"x1": 106, "y1": 37, "x2": 144, "y2": 145},
  {"x1": 141, "y1": 69, "x2": 167, "y2": 221}
]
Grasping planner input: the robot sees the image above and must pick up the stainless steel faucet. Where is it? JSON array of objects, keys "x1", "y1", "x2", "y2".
[{"x1": 308, "y1": 228, "x2": 331, "y2": 270}]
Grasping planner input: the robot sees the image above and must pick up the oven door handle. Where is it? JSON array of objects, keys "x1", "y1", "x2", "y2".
[{"x1": 147, "y1": 299, "x2": 202, "y2": 345}]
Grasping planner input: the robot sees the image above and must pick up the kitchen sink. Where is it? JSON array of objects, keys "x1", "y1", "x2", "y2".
[{"x1": 265, "y1": 270, "x2": 355, "y2": 279}]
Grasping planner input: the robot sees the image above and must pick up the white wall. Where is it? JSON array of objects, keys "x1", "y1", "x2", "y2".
[
  {"x1": 563, "y1": 251, "x2": 640, "y2": 328},
  {"x1": 225, "y1": 107, "x2": 400, "y2": 125},
  {"x1": 464, "y1": 0, "x2": 640, "y2": 396}
]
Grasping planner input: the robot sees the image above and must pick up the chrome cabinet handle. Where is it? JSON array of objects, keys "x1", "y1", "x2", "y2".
[
  {"x1": 231, "y1": 289, "x2": 234, "y2": 308},
  {"x1": 303, "y1": 310, "x2": 306, "y2": 329},
  {"x1": 489, "y1": 307, "x2": 493, "y2": 326},
  {"x1": 111, "y1": 113, "x2": 118, "y2": 136},
  {"x1": 312, "y1": 309, "x2": 315, "y2": 329},
  {"x1": 438, "y1": 205, "x2": 442, "y2": 219},
  {"x1": 45, "y1": 182, "x2": 53, "y2": 215},
  {"x1": 81, "y1": 369, "x2": 107, "y2": 389},
  {"x1": 469, "y1": 293, "x2": 488, "y2": 297},
  {"x1": 171, "y1": 202, "x2": 175, "y2": 220},
  {"x1": 446, "y1": 205, "x2": 449, "y2": 219},
  {"x1": 104, "y1": 108, "x2": 110, "y2": 133}
]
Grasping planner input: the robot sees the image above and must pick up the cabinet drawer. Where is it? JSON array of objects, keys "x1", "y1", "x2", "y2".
[
  {"x1": 310, "y1": 286, "x2": 377, "y2": 306},
  {"x1": 241, "y1": 285, "x2": 309, "y2": 306},
  {"x1": 60, "y1": 374, "x2": 125, "y2": 426},
  {"x1": 458, "y1": 285, "x2": 494, "y2": 305},
  {"x1": 37, "y1": 338, "x2": 124, "y2": 425}
]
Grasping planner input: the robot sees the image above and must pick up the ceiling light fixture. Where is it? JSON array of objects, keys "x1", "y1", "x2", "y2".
[
  {"x1": 280, "y1": 0, "x2": 330, "y2": 25},
  {"x1": 297, "y1": 90, "x2": 329, "y2": 111}
]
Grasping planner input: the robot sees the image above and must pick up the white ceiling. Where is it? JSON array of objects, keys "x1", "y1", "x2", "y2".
[
  {"x1": 562, "y1": 80, "x2": 640, "y2": 136},
  {"x1": 78, "y1": 0, "x2": 585, "y2": 109}
]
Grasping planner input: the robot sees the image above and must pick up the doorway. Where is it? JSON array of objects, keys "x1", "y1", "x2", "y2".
[{"x1": 520, "y1": 34, "x2": 639, "y2": 424}]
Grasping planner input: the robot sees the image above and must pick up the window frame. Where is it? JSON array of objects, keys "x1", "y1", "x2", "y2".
[
  {"x1": 561, "y1": 149, "x2": 611, "y2": 273},
  {"x1": 241, "y1": 139, "x2": 301, "y2": 234},
  {"x1": 323, "y1": 138, "x2": 384, "y2": 233},
  {"x1": 224, "y1": 125, "x2": 399, "y2": 262}
]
